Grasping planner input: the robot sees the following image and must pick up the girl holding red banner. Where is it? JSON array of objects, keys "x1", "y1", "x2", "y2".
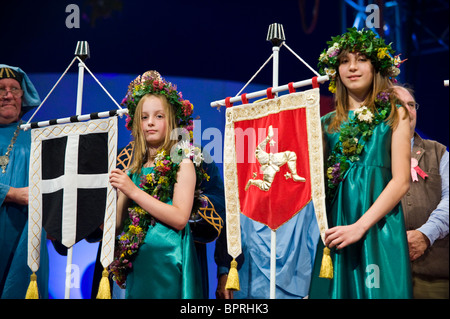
[
  {"x1": 108, "y1": 71, "x2": 208, "y2": 298},
  {"x1": 309, "y1": 28, "x2": 413, "y2": 298}
]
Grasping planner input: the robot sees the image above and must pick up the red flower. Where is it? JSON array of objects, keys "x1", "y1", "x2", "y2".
[{"x1": 182, "y1": 100, "x2": 193, "y2": 116}]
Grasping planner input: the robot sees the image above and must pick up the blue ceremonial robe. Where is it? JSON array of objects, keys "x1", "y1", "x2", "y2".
[
  {"x1": 0, "y1": 122, "x2": 49, "y2": 299},
  {"x1": 234, "y1": 201, "x2": 319, "y2": 299}
]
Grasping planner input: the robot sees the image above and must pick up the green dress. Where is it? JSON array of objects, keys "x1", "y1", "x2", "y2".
[
  {"x1": 125, "y1": 167, "x2": 203, "y2": 299},
  {"x1": 309, "y1": 111, "x2": 412, "y2": 299}
]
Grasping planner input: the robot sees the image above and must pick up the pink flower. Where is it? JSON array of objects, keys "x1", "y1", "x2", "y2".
[
  {"x1": 181, "y1": 100, "x2": 193, "y2": 116},
  {"x1": 328, "y1": 49, "x2": 339, "y2": 57},
  {"x1": 125, "y1": 114, "x2": 132, "y2": 130}
]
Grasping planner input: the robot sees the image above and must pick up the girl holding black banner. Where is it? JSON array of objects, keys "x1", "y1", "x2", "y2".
[{"x1": 108, "y1": 71, "x2": 208, "y2": 298}]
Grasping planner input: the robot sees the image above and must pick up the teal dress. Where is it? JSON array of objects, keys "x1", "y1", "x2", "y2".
[
  {"x1": 125, "y1": 167, "x2": 203, "y2": 299},
  {"x1": 309, "y1": 111, "x2": 412, "y2": 299}
]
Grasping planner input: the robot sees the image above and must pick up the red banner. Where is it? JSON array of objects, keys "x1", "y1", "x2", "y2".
[{"x1": 234, "y1": 107, "x2": 311, "y2": 229}]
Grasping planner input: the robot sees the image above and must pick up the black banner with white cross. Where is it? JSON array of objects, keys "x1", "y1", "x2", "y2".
[
  {"x1": 28, "y1": 117, "x2": 117, "y2": 273},
  {"x1": 41, "y1": 132, "x2": 109, "y2": 245}
]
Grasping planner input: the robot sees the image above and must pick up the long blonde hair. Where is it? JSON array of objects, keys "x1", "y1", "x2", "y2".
[
  {"x1": 129, "y1": 93, "x2": 178, "y2": 174},
  {"x1": 327, "y1": 50, "x2": 405, "y2": 132}
]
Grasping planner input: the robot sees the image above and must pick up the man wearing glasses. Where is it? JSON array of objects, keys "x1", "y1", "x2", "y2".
[{"x1": 395, "y1": 85, "x2": 449, "y2": 299}]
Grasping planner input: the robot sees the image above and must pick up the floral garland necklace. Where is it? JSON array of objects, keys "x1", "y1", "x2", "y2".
[
  {"x1": 109, "y1": 146, "x2": 209, "y2": 288},
  {"x1": 325, "y1": 92, "x2": 391, "y2": 202}
]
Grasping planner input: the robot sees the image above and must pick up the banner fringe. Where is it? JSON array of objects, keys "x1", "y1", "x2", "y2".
[
  {"x1": 25, "y1": 272, "x2": 39, "y2": 299},
  {"x1": 96, "y1": 268, "x2": 112, "y2": 299},
  {"x1": 225, "y1": 259, "x2": 240, "y2": 291},
  {"x1": 319, "y1": 247, "x2": 333, "y2": 279}
]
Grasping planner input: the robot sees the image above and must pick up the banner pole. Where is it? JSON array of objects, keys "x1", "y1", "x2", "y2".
[
  {"x1": 64, "y1": 247, "x2": 73, "y2": 299},
  {"x1": 269, "y1": 44, "x2": 279, "y2": 300},
  {"x1": 75, "y1": 60, "x2": 85, "y2": 116},
  {"x1": 267, "y1": 22, "x2": 285, "y2": 300},
  {"x1": 65, "y1": 41, "x2": 90, "y2": 299},
  {"x1": 210, "y1": 75, "x2": 329, "y2": 108}
]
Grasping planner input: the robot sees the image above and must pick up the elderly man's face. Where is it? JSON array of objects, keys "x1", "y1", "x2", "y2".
[
  {"x1": 0, "y1": 78, "x2": 23, "y2": 124},
  {"x1": 394, "y1": 86, "x2": 417, "y2": 139}
]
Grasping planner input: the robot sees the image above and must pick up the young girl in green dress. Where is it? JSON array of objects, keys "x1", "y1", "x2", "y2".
[
  {"x1": 109, "y1": 71, "x2": 208, "y2": 298},
  {"x1": 309, "y1": 28, "x2": 413, "y2": 298}
]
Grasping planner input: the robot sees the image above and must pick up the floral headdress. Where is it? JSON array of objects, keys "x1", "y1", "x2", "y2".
[
  {"x1": 318, "y1": 27, "x2": 406, "y2": 93},
  {"x1": 122, "y1": 70, "x2": 194, "y2": 133},
  {"x1": 110, "y1": 71, "x2": 210, "y2": 288}
]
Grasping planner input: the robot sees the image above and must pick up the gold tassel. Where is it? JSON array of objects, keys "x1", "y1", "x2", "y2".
[
  {"x1": 96, "y1": 268, "x2": 111, "y2": 299},
  {"x1": 319, "y1": 247, "x2": 333, "y2": 279},
  {"x1": 25, "y1": 272, "x2": 39, "y2": 299},
  {"x1": 225, "y1": 258, "x2": 240, "y2": 291}
]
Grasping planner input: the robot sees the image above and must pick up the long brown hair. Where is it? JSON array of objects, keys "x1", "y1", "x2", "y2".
[
  {"x1": 328, "y1": 50, "x2": 405, "y2": 132},
  {"x1": 129, "y1": 94, "x2": 178, "y2": 174}
]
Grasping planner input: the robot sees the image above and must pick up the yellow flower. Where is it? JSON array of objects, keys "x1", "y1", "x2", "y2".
[
  {"x1": 128, "y1": 225, "x2": 143, "y2": 235},
  {"x1": 327, "y1": 167, "x2": 334, "y2": 180},
  {"x1": 158, "y1": 176, "x2": 168, "y2": 185},
  {"x1": 377, "y1": 47, "x2": 389, "y2": 59},
  {"x1": 134, "y1": 206, "x2": 145, "y2": 214},
  {"x1": 329, "y1": 82, "x2": 336, "y2": 94}
]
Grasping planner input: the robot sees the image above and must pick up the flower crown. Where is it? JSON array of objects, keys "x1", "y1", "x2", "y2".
[
  {"x1": 122, "y1": 70, "x2": 194, "y2": 134},
  {"x1": 318, "y1": 27, "x2": 406, "y2": 93}
]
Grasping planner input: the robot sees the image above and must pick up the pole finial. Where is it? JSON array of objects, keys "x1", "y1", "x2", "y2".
[
  {"x1": 267, "y1": 23, "x2": 285, "y2": 47},
  {"x1": 75, "y1": 41, "x2": 90, "y2": 61}
]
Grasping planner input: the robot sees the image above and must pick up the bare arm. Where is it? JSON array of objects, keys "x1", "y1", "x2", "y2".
[
  {"x1": 110, "y1": 159, "x2": 196, "y2": 231},
  {"x1": 326, "y1": 107, "x2": 411, "y2": 249},
  {"x1": 115, "y1": 190, "x2": 131, "y2": 232}
]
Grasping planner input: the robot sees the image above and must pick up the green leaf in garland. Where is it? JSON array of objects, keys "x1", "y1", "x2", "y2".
[{"x1": 325, "y1": 92, "x2": 392, "y2": 202}]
